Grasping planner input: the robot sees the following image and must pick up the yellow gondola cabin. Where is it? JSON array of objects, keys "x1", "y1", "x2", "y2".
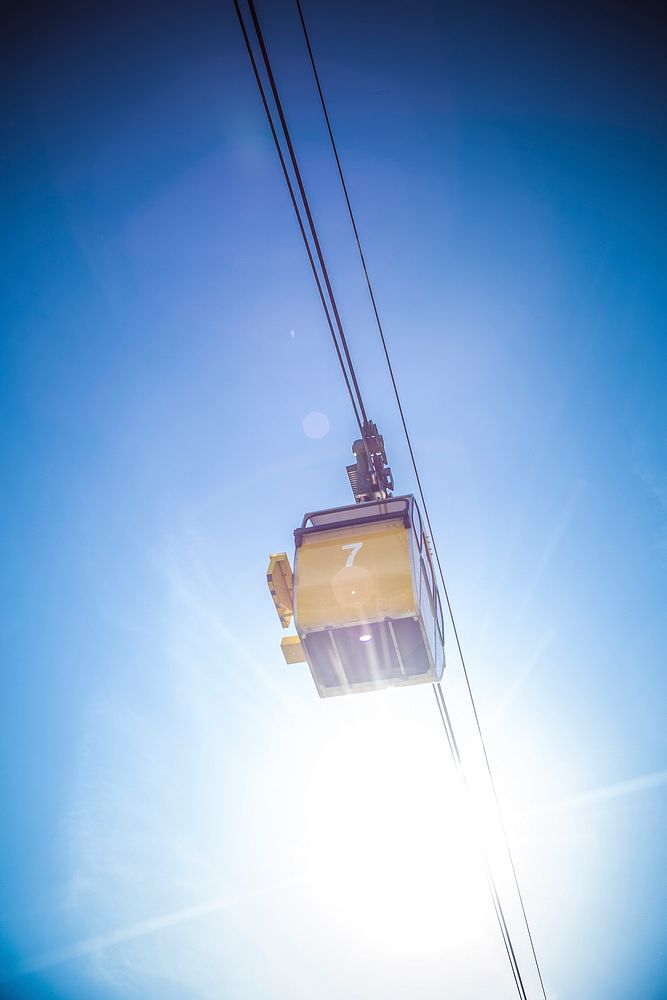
[{"x1": 268, "y1": 495, "x2": 445, "y2": 697}]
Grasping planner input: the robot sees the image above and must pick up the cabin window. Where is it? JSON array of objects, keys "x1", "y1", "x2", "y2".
[{"x1": 436, "y1": 590, "x2": 444, "y2": 645}]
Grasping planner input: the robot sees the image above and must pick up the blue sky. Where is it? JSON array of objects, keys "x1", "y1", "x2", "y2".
[{"x1": 2, "y1": 1, "x2": 666, "y2": 998}]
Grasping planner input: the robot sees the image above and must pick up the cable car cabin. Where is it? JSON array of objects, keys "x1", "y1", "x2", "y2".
[{"x1": 267, "y1": 495, "x2": 445, "y2": 697}]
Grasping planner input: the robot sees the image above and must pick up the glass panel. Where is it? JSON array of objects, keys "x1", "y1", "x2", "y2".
[
  {"x1": 391, "y1": 617, "x2": 431, "y2": 675},
  {"x1": 421, "y1": 555, "x2": 434, "y2": 603},
  {"x1": 306, "y1": 498, "x2": 409, "y2": 528},
  {"x1": 420, "y1": 575, "x2": 437, "y2": 665},
  {"x1": 412, "y1": 500, "x2": 423, "y2": 550},
  {"x1": 332, "y1": 622, "x2": 401, "y2": 685},
  {"x1": 435, "y1": 589, "x2": 445, "y2": 645},
  {"x1": 304, "y1": 631, "x2": 342, "y2": 689},
  {"x1": 434, "y1": 618, "x2": 443, "y2": 677}
]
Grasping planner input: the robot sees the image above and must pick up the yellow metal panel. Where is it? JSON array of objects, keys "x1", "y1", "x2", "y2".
[
  {"x1": 294, "y1": 520, "x2": 416, "y2": 630},
  {"x1": 267, "y1": 552, "x2": 294, "y2": 628},
  {"x1": 281, "y1": 635, "x2": 306, "y2": 664}
]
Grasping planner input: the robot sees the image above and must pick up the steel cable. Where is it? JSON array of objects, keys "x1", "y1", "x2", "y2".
[
  {"x1": 233, "y1": 0, "x2": 364, "y2": 434},
  {"x1": 243, "y1": 0, "x2": 370, "y2": 434},
  {"x1": 295, "y1": 3, "x2": 549, "y2": 997},
  {"x1": 235, "y1": 1, "x2": 547, "y2": 996},
  {"x1": 433, "y1": 684, "x2": 529, "y2": 1000}
]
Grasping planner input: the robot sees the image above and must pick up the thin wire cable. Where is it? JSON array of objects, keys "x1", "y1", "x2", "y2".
[
  {"x1": 295, "y1": 0, "x2": 389, "y2": 380},
  {"x1": 232, "y1": 0, "x2": 363, "y2": 434},
  {"x1": 245, "y1": 0, "x2": 369, "y2": 430},
  {"x1": 431, "y1": 684, "x2": 528, "y2": 1000},
  {"x1": 433, "y1": 684, "x2": 529, "y2": 1000},
  {"x1": 295, "y1": 4, "x2": 549, "y2": 998},
  {"x1": 236, "y1": 3, "x2": 541, "y2": 997}
]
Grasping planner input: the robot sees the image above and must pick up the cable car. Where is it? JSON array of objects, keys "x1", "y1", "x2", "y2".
[{"x1": 267, "y1": 424, "x2": 445, "y2": 697}]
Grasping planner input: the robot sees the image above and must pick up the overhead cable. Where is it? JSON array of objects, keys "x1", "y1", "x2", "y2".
[
  {"x1": 234, "y1": 1, "x2": 544, "y2": 996},
  {"x1": 234, "y1": 0, "x2": 368, "y2": 446},
  {"x1": 232, "y1": 0, "x2": 364, "y2": 433},
  {"x1": 433, "y1": 683, "x2": 529, "y2": 1000},
  {"x1": 294, "y1": 3, "x2": 549, "y2": 997}
]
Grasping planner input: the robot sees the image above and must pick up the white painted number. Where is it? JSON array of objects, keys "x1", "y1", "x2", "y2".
[{"x1": 342, "y1": 542, "x2": 363, "y2": 568}]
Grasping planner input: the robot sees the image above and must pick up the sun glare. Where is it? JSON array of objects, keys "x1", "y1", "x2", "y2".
[{"x1": 287, "y1": 693, "x2": 490, "y2": 957}]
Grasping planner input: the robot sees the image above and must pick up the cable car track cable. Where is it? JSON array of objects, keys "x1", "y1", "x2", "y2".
[
  {"x1": 232, "y1": 0, "x2": 364, "y2": 434},
  {"x1": 236, "y1": 0, "x2": 375, "y2": 453},
  {"x1": 247, "y1": 0, "x2": 369, "y2": 427},
  {"x1": 234, "y1": 1, "x2": 543, "y2": 996},
  {"x1": 294, "y1": 4, "x2": 549, "y2": 998},
  {"x1": 433, "y1": 684, "x2": 528, "y2": 1000}
]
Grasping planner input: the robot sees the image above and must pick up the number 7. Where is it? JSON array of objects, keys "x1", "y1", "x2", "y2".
[{"x1": 342, "y1": 542, "x2": 363, "y2": 568}]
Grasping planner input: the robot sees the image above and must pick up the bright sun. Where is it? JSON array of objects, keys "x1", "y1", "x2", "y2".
[{"x1": 285, "y1": 689, "x2": 491, "y2": 957}]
